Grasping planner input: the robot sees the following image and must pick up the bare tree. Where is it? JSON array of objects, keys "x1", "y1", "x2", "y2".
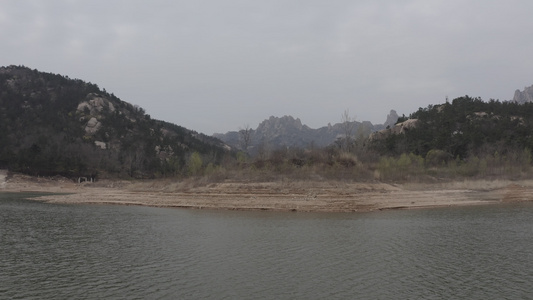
[
  {"x1": 239, "y1": 124, "x2": 253, "y2": 153},
  {"x1": 256, "y1": 137, "x2": 269, "y2": 160},
  {"x1": 341, "y1": 109, "x2": 355, "y2": 151}
]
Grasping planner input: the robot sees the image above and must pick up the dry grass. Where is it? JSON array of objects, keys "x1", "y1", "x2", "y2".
[{"x1": 5, "y1": 169, "x2": 533, "y2": 212}]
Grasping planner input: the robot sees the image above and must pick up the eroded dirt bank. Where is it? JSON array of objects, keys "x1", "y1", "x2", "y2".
[{"x1": 2, "y1": 171, "x2": 532, "y2": 212}]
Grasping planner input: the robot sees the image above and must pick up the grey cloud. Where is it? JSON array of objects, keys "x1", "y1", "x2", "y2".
[{"x1": 2, "y1": 1, "x2": 533, "y2": 134}]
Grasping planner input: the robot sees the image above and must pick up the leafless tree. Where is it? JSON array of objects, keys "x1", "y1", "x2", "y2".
[
  {"x1": 341, "y1": 109, "x2": 355, "y2": 151},
  {"x1": 256, "y1": 137, "x2": 269, "y2": 160},
  {"x1": 239, "y1": 124, "x2": 253, "y2": 153}
]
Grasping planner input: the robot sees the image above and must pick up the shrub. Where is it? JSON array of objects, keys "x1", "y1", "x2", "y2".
[
  {"x1": 425, "y1": 149, "x2": 453, "y2": 167},
  {"x1": 188, "y1": 152, "x2": 203, "y2": 176}
]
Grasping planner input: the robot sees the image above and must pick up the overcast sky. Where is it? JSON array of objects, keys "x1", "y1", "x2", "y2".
[{"x1": 2, "y1": 1, "x2": 533, "y2": 134}]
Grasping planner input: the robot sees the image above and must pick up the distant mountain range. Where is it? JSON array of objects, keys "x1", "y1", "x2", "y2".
[
  {"x1": 2, "y1": 64, "x2": 532, "y2": 179},
  {"x1": 213, "y1": 110, "x2": 399, "y2": 153},
  {"x1": 214, "y1": 82, "x2": 533, "y2": 153}
]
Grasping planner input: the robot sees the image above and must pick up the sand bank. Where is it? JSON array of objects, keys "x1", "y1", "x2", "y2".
[{"x1": 2, "y1": 172, "x2": 533, "y2": 212}]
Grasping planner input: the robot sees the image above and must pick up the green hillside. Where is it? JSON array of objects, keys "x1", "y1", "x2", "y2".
[
  {"x1": 372, "y1": 96, "x2": 533, "y2": 159},
  {"x1": 0, "y1": 65, "x2": 228, "y2": 178}
]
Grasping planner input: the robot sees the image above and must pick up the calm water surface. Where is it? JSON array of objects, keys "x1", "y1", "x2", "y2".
[{"x1": 1, "y1": 192, "x2": 533, "y2": 299}]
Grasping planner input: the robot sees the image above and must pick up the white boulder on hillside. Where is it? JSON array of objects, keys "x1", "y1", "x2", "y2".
[{"x1": 77, "y1": 93, "x2": 115, "y2": 114}]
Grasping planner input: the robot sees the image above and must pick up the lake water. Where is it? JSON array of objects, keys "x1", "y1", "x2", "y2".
[{"x1": 1, "y1": 192, "x2": 533, "y2": 299}]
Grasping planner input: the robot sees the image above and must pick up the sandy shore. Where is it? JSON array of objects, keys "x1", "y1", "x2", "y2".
[{"x1": 2, "y1": 171, "x2": 533, "y2": 212}]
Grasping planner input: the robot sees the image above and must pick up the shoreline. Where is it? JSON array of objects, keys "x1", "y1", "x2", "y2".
[{"x1": 2, "y1": 171, "x2": 533, "y2": 212}]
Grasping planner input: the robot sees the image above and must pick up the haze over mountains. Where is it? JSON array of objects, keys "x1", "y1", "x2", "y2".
[
  {"x1": 216, "y1": 83, "x2": 533, "y2": 153},
  {"x1": 213, "y1": 111, "x2": 399, "y2": 152},
  {"x1": 513, "y1": 84, "x2": 533, "y2": 104},
  {"x1": 2, "y1": 65, "x2": 533, "y2": 179}
]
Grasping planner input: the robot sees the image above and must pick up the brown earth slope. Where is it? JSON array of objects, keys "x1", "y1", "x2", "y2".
[{"x1": 3, "y1": 171, "x2": 533, "y2": 212}]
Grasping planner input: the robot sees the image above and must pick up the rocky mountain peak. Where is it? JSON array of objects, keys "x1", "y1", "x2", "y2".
[
  {"x1": 256, "y1": 115, "x2": 304, "y2": 134},
  {"x1": 214, "y1": 111, "x2": 393, "y2": 152},
  {"x1": 513, "y1": 84, "x2": 533, "y2": 104},
  {"x1": 383, "y1": 110, "x2": 399, "y2": 128}
]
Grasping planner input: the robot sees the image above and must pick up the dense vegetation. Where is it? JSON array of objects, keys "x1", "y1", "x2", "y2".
[
  {"x1": 2, "y1": 65, "x2": 532, "y2": 182},
  {"x1": 376, "y1": 96, "x2": 533, "y2": 158},
  {"x1": 366, "y1": 96, "x2": 533, "y2": 181},
  {"x1": 199, "y1": 96, "x2": 533, "y2": 183},
  {"x1": 0, "y1": 65, "x2": 227, "y2": 178}
]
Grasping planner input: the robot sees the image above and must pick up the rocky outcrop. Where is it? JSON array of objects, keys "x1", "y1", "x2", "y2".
[
  {"x1": 369, "y1": 119, "x2": 418, "y2": 140},
  {"x1": 253, "y1": 116, "x2": 313, "y2": 147},
  {"x1": 77, "y1": 93, "x2": 115, "y2": 114},
  {"x1": 214, "y1": 114, "x2": 389, "y2": 151},
  {"x1": 383, "y1": 110, "x2": 399, "y2": 128},
  {"x1": 94, "y1": 141, "x2": 107, "y2": 150},
  {"x1": 0, "y1": 65, "x2": 229, "y2": 178},
  {"x1": 255, "y1": 116, "x2": 305, "y2": 136},
  {"x1": 84, "y1": 117, "x2": 102, "y2": 134},
  {"x1": 77, "y1": 93, "x2": 116, "y2": 135},
  {"x1": 513, "y1": 84, "x2": 533, "y2": 104}
]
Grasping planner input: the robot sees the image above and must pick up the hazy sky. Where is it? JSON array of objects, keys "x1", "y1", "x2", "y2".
[{"x1": 2, "y1": 1, "x2": 533, "y2": 134}]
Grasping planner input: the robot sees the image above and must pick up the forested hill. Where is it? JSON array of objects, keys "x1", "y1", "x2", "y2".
[
  {"x1": 371, "y1": 96, "x2": 533, "y2": 160},
  {"x1": 0, "y1": 65, "x2": 228, "y2": 178}
]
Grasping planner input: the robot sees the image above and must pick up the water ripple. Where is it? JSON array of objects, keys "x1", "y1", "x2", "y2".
[{"x1": 2, "y1": 195, "x2": 533, "y2": 299}]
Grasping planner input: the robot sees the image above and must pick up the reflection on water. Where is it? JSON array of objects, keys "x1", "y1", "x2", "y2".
[{"x1": 2, "y1": 192, "x2": 533, "y2": 299}]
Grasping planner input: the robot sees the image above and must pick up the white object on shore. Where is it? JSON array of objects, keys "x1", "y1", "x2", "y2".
[{"x1": 0, "y1": 169, "x2": 7, "y2": 189}]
